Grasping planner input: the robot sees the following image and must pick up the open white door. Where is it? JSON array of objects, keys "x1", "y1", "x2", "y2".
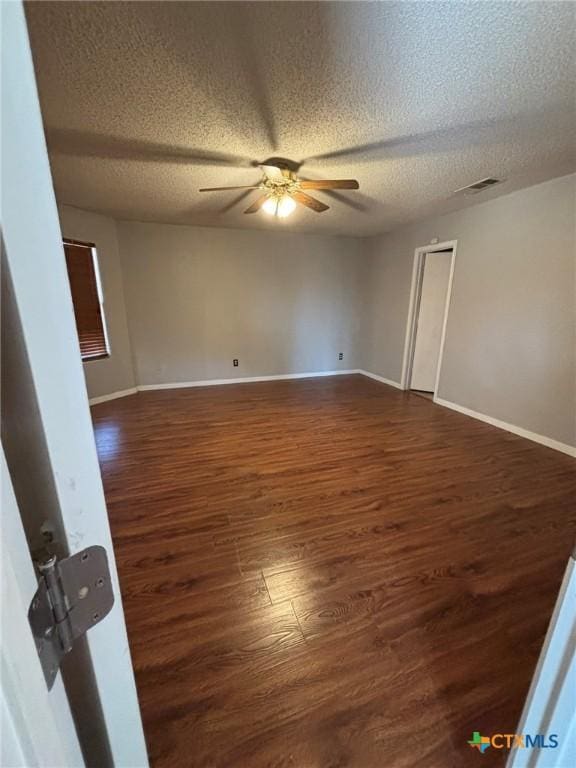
[
  {"x1": 410, "y1": 250, "x2": 452, "y2": 393},
  {"x1": 1, "y1": 2, "x2": 148, "y2": 765},
  {"x1": 1, "y1": 445, "x2": 84, "y2": 767}
]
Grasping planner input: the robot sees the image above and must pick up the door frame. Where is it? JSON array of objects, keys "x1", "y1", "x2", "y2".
[
  {"x1": 506, "y1": 552, "x2": 576, "y2": 768},
  {"x1": 2, "y1": 2, "x2": 148, "y2": 764},
  {"x1": 400, "y1": 240, "x2": 457, "y2": 398}
]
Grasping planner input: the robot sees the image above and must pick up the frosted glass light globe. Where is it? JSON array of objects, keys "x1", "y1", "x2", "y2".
[
  {"x1": 276, "y1": 195, "x2": 296, "y2": 217},
  {"x1": 262, "y1": 194, "x2": 296, "y2": 218},
  {"x1": 262, "y1": 197, "x2": 277, "y2": 216}
]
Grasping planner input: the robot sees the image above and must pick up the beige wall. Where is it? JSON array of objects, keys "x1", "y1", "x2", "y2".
[
  {"x1": 117, "y1": 222, "x2": 367, "y2": 385},
  {"x1": 58, "y1": 206, "x2": 136, "y2": 398},
  {"x1": 364, "y1": 173, "x2": 576, "y2": 447}
]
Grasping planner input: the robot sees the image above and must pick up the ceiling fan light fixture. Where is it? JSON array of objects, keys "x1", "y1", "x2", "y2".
[
  {"x1": 200, "y1": 164, "x2": 359, "y2": 216},
  {"x1": 262, "y1": 194, "x2": 296, "y2": 218}
]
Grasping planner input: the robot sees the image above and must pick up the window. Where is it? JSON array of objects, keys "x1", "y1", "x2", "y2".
[{"x1": 63, "y1": 239, "x2": 109, "y2": 361}]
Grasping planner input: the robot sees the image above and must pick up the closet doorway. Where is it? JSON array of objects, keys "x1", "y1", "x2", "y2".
[{"x1": 401, "y1": 241, "x2": 457, "y2": 399}]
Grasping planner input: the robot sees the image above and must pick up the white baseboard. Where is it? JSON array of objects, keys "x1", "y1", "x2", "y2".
[
  {"x1": 91, "y1": 371, "x2": 401, "y2": 399},
  {"x1": 136, "y1": 369, "x2": 363, "y2": 391},
  {"x1": 434, "y1": 397, "x2": 576, "y2": 458},
  {"x1": 357, "y1": 370, "x2": 403, "y2": 389},
  {"x1": 88, "y1": 377, "x2": 576, "y2": 459},
  {"x1": 89, "y1": 387, "x2": 138, "y2": 405}
]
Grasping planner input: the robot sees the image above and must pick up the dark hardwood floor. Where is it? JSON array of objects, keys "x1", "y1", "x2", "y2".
[{"x1": 92, "y1": 375, "x2": 576, "y2": 767}]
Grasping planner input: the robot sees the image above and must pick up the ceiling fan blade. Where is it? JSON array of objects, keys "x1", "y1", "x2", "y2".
[
  {"x1": 299, "y1": 179, "x2": 359, "y2": 190},
  {"x1": 244, "y1": 195, "x2": 269, "y2": 214},
  {"x1": 199, "y1": 185, "x2": 260, "y2": 192},
  {"x1": 292, "y1": 191, "x2": 329, "y2": 213}
]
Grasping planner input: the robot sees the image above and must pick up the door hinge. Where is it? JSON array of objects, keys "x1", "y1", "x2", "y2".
[{"x1": 28, "y1": 546, "x2": 114, "y2": 690}]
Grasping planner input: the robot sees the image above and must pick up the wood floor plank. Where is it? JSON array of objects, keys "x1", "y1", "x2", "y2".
[{"x1": 92, "y1": 375, "x2": 576, "y2": 767}]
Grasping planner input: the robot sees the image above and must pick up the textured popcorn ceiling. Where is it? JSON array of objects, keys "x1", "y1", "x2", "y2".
[{"x1": 27, "y1": 1, "x2": 575, "y2": 237}]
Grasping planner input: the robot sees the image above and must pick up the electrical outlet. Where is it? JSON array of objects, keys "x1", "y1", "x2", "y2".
[
  {"x1": 338, "y1": 353, "x2": 343, "y2": 361},
  {"x1": 233, "y1": 359, "x2": 239, "y2": 367}
]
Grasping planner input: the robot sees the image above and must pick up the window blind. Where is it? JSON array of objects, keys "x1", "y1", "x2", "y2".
[{"x1": 63, "y1": 240, "x2": 109, "y2": 361}]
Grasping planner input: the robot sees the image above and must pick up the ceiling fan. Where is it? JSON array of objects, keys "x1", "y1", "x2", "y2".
[{"x1": 199, "y1": 162, "x2": 359, "y2": 218}]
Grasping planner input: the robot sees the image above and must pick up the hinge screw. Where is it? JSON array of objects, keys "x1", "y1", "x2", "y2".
[{"x1": 38, "y1": 553, "x2": 57, "y2": 573}]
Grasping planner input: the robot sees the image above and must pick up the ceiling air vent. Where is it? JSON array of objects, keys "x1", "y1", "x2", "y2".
[{"x1": 454, "y1": 177, "x2": 503, "y2": 195}]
